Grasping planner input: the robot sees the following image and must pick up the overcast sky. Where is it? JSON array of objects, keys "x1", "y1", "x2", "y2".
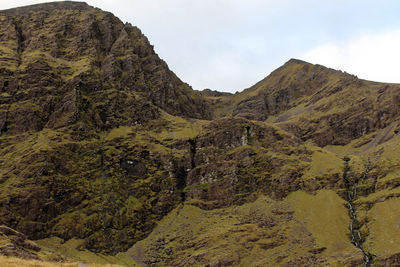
[{"x1": 2, "y1": 1, "x2": 400, "y2": 92}]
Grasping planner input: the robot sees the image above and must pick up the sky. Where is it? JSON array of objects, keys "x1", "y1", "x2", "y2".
[{"x1": 2, "y1": 1, "x2": 400, "y2": 92}]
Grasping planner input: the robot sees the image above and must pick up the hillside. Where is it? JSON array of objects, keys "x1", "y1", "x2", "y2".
[
  {"x1": 1, "y1": 2, "x2": 400, "y2": 267},
  {"x1": 0, "y1": 0, "x2": 211, "y2": 254},
  {"x1": 207, "y1": 59, "x2": 400, "y2": 146}
]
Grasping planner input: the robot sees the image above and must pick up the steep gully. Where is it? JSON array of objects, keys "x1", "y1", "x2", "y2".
[
  {"x1": 342, "y1": 157, "x2": 376, "y2": 266},
  {"x1": 1, "y1": 19, "x2": 24, "y2": 135}
]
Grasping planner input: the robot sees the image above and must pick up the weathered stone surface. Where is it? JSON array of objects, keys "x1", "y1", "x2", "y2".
[
  {"x1": 2, "y1": 2, "x2": 400, "y2": 266},
  {"x1": 0, "y1": 225, "x2": 41, "y2": 260},
  {"x1": 0, "y1": 1, "x2": 211, "y2": 136},
  {"x1": 225, "y1": 59, "x2": 400, "y2": 146},
  {"x1": 182, "y1": 117, "x2": 312, "y2": 207}
]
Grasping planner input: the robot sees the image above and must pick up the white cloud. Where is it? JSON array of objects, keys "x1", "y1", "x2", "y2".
[{"x1": 301, "y1": 30, "x2": 400, "y2": 83}]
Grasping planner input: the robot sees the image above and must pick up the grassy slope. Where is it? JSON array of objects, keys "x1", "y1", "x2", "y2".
[
  {"x1": 123, "y1": 60, "x2": 400, "y2": 265},
  {"x1": 128, "y1": 190, "x2": 362, "y2": 266},
  {"x1": 36, "y1": 237, "x2": 137, "y2": 266},
  {"x1": 0, "y1": 255, "x2": 125, "y2": 267},
  {"x1": 3, "y1": 55, "x2": 400, "y2": 265},
  {"x1": 364, "y1": 198, "x2": 400, "y2": 258},
  {"x1": 6, "y1": 77, "x2": 400, "y2": 265},
  {"x1": 2, "y1": 3, "x2": 400, "y2": 266}
]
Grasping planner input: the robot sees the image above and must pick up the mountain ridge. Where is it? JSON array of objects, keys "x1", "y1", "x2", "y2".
[
  {"x1": 0, "y1": 1, "x2": 92, "y2": 15},
  {"x1": 2, "y1": 2, "x2": 400, "y2": 266}
]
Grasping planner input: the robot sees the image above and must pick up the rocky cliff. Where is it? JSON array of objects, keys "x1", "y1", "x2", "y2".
[
  {"x1": 2, "y1": 2, "x2": 400, "y2": 267},
  {"x1": 0, "y1": 1, "x2": 212, "y2": 254},
  {"x1": 0, "y1": 1, "x2": 211, "y2": 136},
  {"x1": 210, "y1": 59, "x2": 400, "y2": 147}
]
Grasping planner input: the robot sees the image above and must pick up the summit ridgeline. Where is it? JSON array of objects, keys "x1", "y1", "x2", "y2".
[{"x1": 2, "y1": 2, "x2": 400, "y2": 266}]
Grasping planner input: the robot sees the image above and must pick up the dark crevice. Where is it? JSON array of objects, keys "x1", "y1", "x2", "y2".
[
  {"x1": 0, "y1": 25, "x2": 16, "y2": 135},
  {"x1": 175, "y1": 165, "x2": 187, "y2": 202},
  {"x1": 0, "y1": 113, "x2": 8, "y2": 134},
  {"x1": 98, "y1": 146, "x2": 108, "y2": 229},
  {"x1": 245, "y1": 125, "x2": 252, "y2": 145},
  {"x1": 343, "y1": 157, "x2": 375, "y2": 266},
  {"x1": 12, "y1": 19, "x2": 25, "y2": 67},
  {"x1": 188, "y1": 138, "x2": 197, "y2": 169},
  {"x1": 181, "y1": 138, "x2": 197, "y2": 203},
  {"x1": 74, "y1": 83, "x2": 83, "y2": 123},
  {"x1": 1, "y1": 82, "x2": 11, "y2": 135}
]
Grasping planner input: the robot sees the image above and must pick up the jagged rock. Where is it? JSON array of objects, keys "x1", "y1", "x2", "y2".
[
  {"x1": 182, "y1": 117, "x2": 312, "y2": 207},
  {"x1": 210, "y1": 59, "x2": 400, "y2": 147},
  {"x1": 2, "y1": 2, "x2": 400, "y2": 266},
  {"x1": 0, "y1": 225, "x2": 41, "y2": 260},
  {"x1": 0, "y1": 1, "x2": 211, "y2": 135}
]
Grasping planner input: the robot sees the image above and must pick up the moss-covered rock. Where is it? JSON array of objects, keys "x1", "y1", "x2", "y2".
[{"x1": 3, "y1": 2, "x2": 400, "y2": 266}]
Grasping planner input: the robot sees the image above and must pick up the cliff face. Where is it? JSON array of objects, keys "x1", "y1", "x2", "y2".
[
  {"x1": 0, "y1": 1, "x2": 210, "y2": 136},
  {"x1": 2, "y1": 2, "x2": 400, "y2": 266},
  {"x1": 0, "y1": 1, "x2": 211, "y2": 254},
  {"x1": 209, "y1": 59, "x2": 400, "y2": 147}
]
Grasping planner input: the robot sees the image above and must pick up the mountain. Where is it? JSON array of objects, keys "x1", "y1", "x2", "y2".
[
  {"x1": 0, "y1": 1, "x2": 211, "y2": 135},
  {"x1": 1, "y1": 2, "x2": 400, "y2": 267},
  {"x1": 0, "y1": 0, "x2": 211, "y2": 255},
  {"x1": 209, "y1": 59, "x2": 400, "y2": 147}
]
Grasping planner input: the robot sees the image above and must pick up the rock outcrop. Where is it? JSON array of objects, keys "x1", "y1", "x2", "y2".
[
  {"x1": 2, "y1": 2, "x2": 400, "y2": 266},
  {"x1": 0, "y1": 225, "x2": 42, "y2": 260},
  {"x1": 0, "y1": 1, "x2": 211, "y2": 136},
  {"x1": 210, "y1": 59, "x2": 400, "y2": 147}
]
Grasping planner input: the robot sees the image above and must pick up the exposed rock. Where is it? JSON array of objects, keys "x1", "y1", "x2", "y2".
[
  {"x1": 219, "y1": 59, "x2": 400, "y2": 147},
  {"x1": 2, "y1": 2, "x2": 400, "y2": 266},
  {"x1": 0, "y1": 225, "x2": 41, "y2": 260},
  {"x1": 0, "y1": 1, "x2": 211, "y2": 136},
  {"x1": 183, "y1": 117, "x2": 312, "y2": 207}
]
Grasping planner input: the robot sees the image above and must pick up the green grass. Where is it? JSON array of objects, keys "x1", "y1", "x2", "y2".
[
  {"x1": 364, "y1": 197, "x2": 400, "y2": 258},
  {"x1": 37, "y1": 237, "x2": 138, "y2": 266},
  {"x1": 302, "y1": 147, "x2": 344, "y2": 180},
  {"x1": 128, "y1": 190, "x2": 363, "y2": 266},
  {"x1": 288, "y1": 190, "x2": 360, "y2": 258}
]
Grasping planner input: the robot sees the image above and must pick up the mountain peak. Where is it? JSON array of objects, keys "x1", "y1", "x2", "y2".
[
  {"x1": 285, "y1": 58, "x2": 311, "y2": 65},
  {"x1": 0, "y1": 1, "x2": 92, "y2": 16},
  {"x1": 0, "y1": 0, "x2": 211, "y2": 135},
  {"x1": 3, "y1": 2, "x2": 400, "y2": 266}
]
